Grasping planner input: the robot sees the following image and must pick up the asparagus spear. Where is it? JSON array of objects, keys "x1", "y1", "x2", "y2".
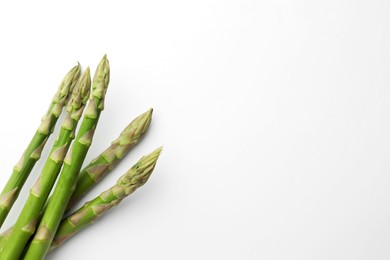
[
  {"x1": 23, "y1": 55, "x2": 110, "y2": 260},
  {"x1": 69, "y1": 108, "x2": 153, "y2": 209},
  {"x1": 0, "y1": 65, "x2": 81, "y2": 228},
  {"x1": 0, "y1": 109, "x2": 153, "y2": 250},
  {"x1": 50, "y1": 147, "x2": 162, "y2": 251},
  {"x1": 0, "y1": 69, "x2": 92, "y2": 259}
]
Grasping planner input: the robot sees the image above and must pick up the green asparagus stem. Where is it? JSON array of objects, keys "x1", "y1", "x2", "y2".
[
  {"x1": 23, "y1": 55, "x2": 110, "y2": 260},
  {"x1": 68, "y1": 108, "x2": 153, "y2": 209},
  {"x1": 0, "y1": 109, "x2": 153, "y2": 251},
  {"x1": 0, "y1": 65, "x2": 80, "y2": 228},
  {"x1": 50, "y1": 147, "x2": 162, "y2": 251},
  {"x1": 0, "y1": 69, "x2": 91, "y2": 260}
]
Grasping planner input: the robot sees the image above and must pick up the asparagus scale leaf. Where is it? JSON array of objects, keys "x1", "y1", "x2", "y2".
[
  {"x1": 23, "y1": 55, "x2": 110, "y2": 260},
  {"x1": 0, "y1": 69, "x2": 91, "y2": 260},
  {"x1": 0, "y1": 65, "x2": 81, "y2": 228},
  {"x1": 51, "y1": 147, "x2": 162, "y2": 250}
]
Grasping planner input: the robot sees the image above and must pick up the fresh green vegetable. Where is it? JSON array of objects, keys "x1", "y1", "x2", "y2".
[
  {"x1": 0, "y1": 55, "x2": 161, "y2": 260},
  {"x1": 0, "y1": 65, "x2": 80, "y2": 228},
  {"x1": 0, "y1": 68, "x2": 91, "y2": 259},
  {"x1": 24, "y1": 55, "x2": 110, "y2": 260},
  {"x1": 0, "y1": 108, "x2": 153, "y2": 252},
  {"x1": 68, "y1": 108, "x2": 153, "y2": 209}
]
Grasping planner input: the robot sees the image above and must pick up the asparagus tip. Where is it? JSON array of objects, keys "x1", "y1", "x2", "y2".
[
  {"x1": 122, "y1": 109, "x2": 154, "y2": 144},
  {"x1": 136, "y1": 146, "x2": 163, "y2": 181},
  {"x1": 117, "y1": 147, "x2": 163, "y2": 188},
  {"x1": 139, "y1": 147, "x2": 163, "y2": 170},
  {"x1": 66, "y1": 68, "x2": 92, "y2": 113},
  {"x1": 91, "y1": 55, "x2": 110, "y2": 100},
  {"x1": 78, "y1": 67, "x2": 92, "y2": 101}
]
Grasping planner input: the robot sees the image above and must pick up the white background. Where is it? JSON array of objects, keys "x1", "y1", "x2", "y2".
[{"x1": 0, "y1": 1, "x2": 389, "y2": 259}]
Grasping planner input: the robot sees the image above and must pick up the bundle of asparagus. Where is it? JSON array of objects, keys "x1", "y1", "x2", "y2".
[{"x1": 0, "y1": 55, "x2": 162, "y2": 260}]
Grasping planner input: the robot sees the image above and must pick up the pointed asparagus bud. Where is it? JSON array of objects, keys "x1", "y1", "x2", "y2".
[
  {"x1": 52, "y1": 64, "x2": 81, "y2": 115},
  {"x1": 84, "y1": 55, "x2": 110, "y2": 119},
  {"x1": 91, "y1": 54, "x2": 110, "y2": 100},
  {"x1": 66, "y1": 67, "x2": 91, "y2": 121},
  {"x1": 118, "y1": 147, "x2": 163, "y2": 192},
  {"x1": 114, "y1": 108, "x2": 153, "y2": 156},
  {"x1": 68, "y1": 62, "x2": 81, "y2": 93}
]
